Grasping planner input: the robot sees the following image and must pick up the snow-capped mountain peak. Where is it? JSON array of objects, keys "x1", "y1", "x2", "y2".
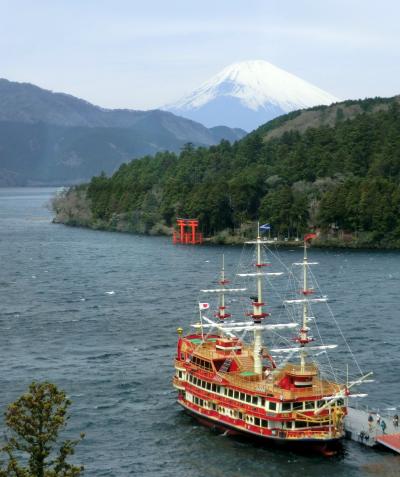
[{"x1": 164, "y1": 60, "x2": 339, "y2": 131}]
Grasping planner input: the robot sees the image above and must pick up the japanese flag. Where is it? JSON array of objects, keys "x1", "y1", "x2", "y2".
[{"x1": 199, "y1": 302, "x2": 210, "y2": 311}]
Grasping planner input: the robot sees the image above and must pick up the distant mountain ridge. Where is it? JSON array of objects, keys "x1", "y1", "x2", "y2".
[
  {"x1": 0, "y1": 78, "x2": 246, "y2": 186},
  {"x1": 165, "y1": 60, "x2": 339, "y2": 131}
]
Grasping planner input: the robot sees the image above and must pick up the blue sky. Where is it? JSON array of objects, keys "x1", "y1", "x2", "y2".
[{"x1": 1, "y1": 0, "x2": 399, "y2": 109}]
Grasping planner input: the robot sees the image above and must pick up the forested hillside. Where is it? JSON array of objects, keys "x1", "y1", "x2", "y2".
[{"x1": 53, "y1": 96, "x2": 400, "y2": 248}]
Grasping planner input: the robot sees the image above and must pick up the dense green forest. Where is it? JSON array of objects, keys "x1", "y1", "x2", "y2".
[{"x1": 53, "y1": 96, "x2": 400, "y2": 247}]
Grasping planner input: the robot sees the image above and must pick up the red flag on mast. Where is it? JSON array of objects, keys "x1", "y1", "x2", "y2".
[{"x1": 304, "y1": 233, "x2": 317, "y2": 242}]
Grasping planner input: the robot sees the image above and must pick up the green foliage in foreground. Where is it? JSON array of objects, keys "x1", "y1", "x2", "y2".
[
  {"x1": 0, "y1": 382, "x2": 84, "y2": 477},
  {"x1": 71, "y1": 99, "x2": 400, "y2": 246}
]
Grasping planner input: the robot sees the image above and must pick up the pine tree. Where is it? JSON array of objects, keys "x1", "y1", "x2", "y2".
[{"x1": 0, "y1": 382, "x2": 84, "y2": 477}]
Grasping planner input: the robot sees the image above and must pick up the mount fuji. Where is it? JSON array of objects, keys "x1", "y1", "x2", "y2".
[{"x1": 164, "y1": 60, "x2": 339, "y2": 131}]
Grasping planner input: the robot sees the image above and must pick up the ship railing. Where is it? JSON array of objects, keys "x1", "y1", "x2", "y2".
[
  {"x1": 285, "y1": 429, "x2": 334, "y2": 440},
  {"x1": 174, "y1": 359, "x2": 187, "y2": 370},
  {"x1": 221, "y1": 373, "x2": 338, "y2": 399},
  {"x1": 172, "y1": 376, "x2": 185, "y2": 390},
  {"x1": 282, "y1": 364, "x2": 319, "y2": 376}
]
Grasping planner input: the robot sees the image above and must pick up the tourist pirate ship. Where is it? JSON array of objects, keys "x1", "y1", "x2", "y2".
[{"x1": 173, "y1": 227, "x2": 371, "y2": 455}]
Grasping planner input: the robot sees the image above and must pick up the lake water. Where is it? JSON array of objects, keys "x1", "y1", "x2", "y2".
[{"x1": 0, "y1": 187, "x2": 399, "y2": 476}]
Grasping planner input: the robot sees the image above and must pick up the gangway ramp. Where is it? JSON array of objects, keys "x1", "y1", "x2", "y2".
[{"x1": 345, "y1": 407, "x2": 400, "y2": 453}]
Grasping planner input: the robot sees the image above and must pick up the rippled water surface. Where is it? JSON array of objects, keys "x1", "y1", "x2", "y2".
[{"x1": 0, "y1": 188, "x2": 399, "y2": 476}]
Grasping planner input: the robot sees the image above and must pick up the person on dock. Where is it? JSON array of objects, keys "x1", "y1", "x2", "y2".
[
  {"x1": 393, "y1": 414, "x2": 399, "y2": 428},
  {"x1": 376, "y1": 413, "x2": 381, "y2": 425},
  {"x1": 368, "y1": 413, "x2": 374, "y2": 432},
  {"x1": 380, "y1": 419, "x2": 386, "y2": 434}
]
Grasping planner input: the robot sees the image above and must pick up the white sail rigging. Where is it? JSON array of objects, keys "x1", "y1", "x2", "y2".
[
  {"x1": 270, "y1": 344, "x2": 338, "y2": 353},
  {"x1": 193, "y1": 321, "x2": 298, "y2": 333},
  {"x1": 200, "y1": 288, "x2": 247, "y2": 293},
  {"x1": 284, "y1": 297, "x2": 328, "y2": 304},
  {"x1": 237, "y1": 272, "x2": 283, "y2": 277}
]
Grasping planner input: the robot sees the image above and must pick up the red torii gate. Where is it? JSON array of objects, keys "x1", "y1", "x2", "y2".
[{"x1": 173, "y1": 218, "x2": 203, "y2": 245}]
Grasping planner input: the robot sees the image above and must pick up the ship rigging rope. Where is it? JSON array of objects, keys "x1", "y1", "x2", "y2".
[
  {"x1": 307, "y1": 265, "x2": 364, "y2": 377},
  {"x1": 267, "y1": 243, "x2": 364, "y2": 381},
  {"x1": 265, "y1": 245, "x2": 339, "y2": 382},
  {"x1": 191, "y1": 239, "x2": 362, "y2": 386}
]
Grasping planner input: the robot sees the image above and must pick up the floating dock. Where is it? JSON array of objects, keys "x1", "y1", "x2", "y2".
[{"x1": 345, "y1": 407, "x2": 400, "y2": 453}]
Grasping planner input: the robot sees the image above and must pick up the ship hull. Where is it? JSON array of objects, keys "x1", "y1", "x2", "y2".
[{"x1": 179, "y1": 401, "x2": 343, "y2": 456}]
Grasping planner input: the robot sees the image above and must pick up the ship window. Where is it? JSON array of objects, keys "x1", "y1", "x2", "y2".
[
  {"x1": 202, "y1": 381, "x2": 206, "y2": 389},
  {"x1": 238, "y1": 412, "x2": 243, "y2": 420},
  {"x1": 228, "y1": 389, "x2": 233, "y2": 397},
  {"x1": 269, "y1": 402, "x2": 277, "y2": 411},
  {"x1": 337, "y1": 399, "x2": 344, "y2": 406},
  {"x1": 240, "y1": 393, "x2": 245, "y2": 401},
  {"x1": 317, "y1": 400, "x2": 325, "y2": 408},
  {"x1": 216, "y1": 386, "x2": 221, "y2": 393},
  {"x1": 282, "y1": 402, "x2": 291, "y2": 411},
  {"x1": 284, "y1": 421, "x2": 293, "y2": 429},
  {"x1": 305, "y1": 401, "x2": 314, "y2": 410},
  {"x1": 261, "y1": 419, "x2": 268, "y2": 428},
  {"x1": 234, "y1": 391, "x2": 239, "y2": 399},
  {"x1": 295, "y1": 421, "x2": 308, "y2": 428},
  {"x1": 206, "y1": 382, "x2": 211, "y2": 390},
  {"x1": 211, "y1": 384, "x2": 216, "y2": 392},
  {"x1": 252, "y1": 396, "x2": 258, "y2": 405},
  {"x1": 211, "y1": 403, "x2": 217, "y2": 411},
  {"x1": 261, "y1": 398, "x2": 265, "y2": 406},
  {"x1": 246, "y1": 394, "x2": 251, "y2": 403},
  {"x1": 293, "y1": 402, "x2": 303, "y2": 410},
  {"x1": 178, "y1": 371, "x2": 183, "y2": 379},
  {"x1": 224, "y1": 388, "x2": 228, "y2": 396},
  {"x1": 308, "y1": 421, "x2": 321, "y2": 427},
  {"x1": 254, "y1": 417, "x2": 260, "y2": 426}
]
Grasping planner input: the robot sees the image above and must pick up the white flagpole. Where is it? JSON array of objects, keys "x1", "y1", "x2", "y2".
[{"x1": 199, "y1": 306, "x2": 204, "y2": 341}]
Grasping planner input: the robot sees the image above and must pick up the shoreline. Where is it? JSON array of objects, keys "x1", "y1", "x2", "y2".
[{"x1": 52, "y1": 218, "x2": 400, "y2": 251}]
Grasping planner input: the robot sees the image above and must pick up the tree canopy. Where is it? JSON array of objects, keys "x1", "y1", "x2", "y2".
[{"x1": 0, "y1": 382, "x2": 84, "y2": 477}]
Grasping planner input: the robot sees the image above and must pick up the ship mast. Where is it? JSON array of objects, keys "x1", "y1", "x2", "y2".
[
  {"x1": 253, "y1": 224, "x2": 267, "y2": 374},
  {"x1": 299, "y1": 237, "x2": 313, "y2": 371},
  {"x1": 216, "y1": 255, "x2": 231, "y2": 323}
]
